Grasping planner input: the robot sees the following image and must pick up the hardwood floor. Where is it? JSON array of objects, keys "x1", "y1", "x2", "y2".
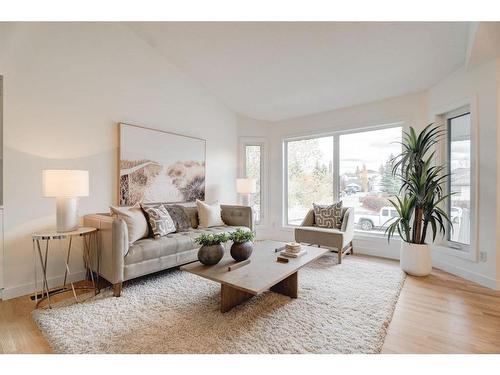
[
  {"x1": 1, "y1": 257, "x2": 499, "y2": 354},
  {"x1": 0, "y1": 280, "x2": 103, "y2": 354},
  {"x1": 382, "y1": 267, "x2": 500, "y2": 353}
]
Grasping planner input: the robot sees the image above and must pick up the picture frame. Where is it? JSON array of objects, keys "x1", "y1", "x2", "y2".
[{"x1": 118, "y1": 123, "x2": 206, "y2": 206}]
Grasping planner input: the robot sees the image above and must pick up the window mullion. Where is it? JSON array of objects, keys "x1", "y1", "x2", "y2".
[{"x1": 333, "y1": 135, "x2": 340, "y2": 202}]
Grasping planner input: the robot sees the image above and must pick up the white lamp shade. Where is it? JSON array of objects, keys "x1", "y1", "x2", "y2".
[
  {"x1": 42, "y1": 169, "x2": 89, "y2": 197},
  {"x1": 236, "y1": 178, "x2": 257, "y2": 194}
]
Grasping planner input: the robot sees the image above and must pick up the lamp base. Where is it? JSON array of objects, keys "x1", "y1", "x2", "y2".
[
  {"x1": 56, "y1": 197, "x2": 79, "y2": 232},
  {"x1": 239, "y1": 194, "x2": 251, "y2": 206}
]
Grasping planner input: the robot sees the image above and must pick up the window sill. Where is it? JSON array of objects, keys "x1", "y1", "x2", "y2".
[
  {"x1": 280, "y1": 226, "x2": 400, "y2": 242},
  {"x1": 354, "y1": 231, "x2": 401, "y2": 242}
]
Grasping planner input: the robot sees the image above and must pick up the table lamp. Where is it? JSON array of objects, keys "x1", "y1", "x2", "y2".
[
  {"x1": 42, "y1": 169, "x2": 89, "y2": 232},
  {"x1": 236, "y1": 178, "x2": 256, "y2": 206}
]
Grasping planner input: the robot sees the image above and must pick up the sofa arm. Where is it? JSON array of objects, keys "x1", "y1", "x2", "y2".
[
  {"x1": 83, "y1": 214, "x2": 127, "y2": 284},
  {"x1": 221, "y1": 205, "x2": 254, "y2": 231},
  {"x1": 300, "y1": 209, "x2": 315, "y2": 226}
]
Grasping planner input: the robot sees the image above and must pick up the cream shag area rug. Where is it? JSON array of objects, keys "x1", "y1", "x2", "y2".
[{"x1": 33, "y1": 254, "x2": 405, "y2": 354}]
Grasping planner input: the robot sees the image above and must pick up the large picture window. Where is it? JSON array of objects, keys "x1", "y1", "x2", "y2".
[
  {"x1": 447, "y1": 111, "x2": 471, "y2": 247},
  {"x1": 284, "y1": 125, "x2": 402, "y2": 234}
]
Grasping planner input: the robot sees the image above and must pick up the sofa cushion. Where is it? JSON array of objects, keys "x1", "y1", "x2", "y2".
[{"x1": 124, "y1": 225, "x2": 248, "y2": 265}]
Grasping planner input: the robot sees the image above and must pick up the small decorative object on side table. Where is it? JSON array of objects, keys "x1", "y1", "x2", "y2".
[
  {"x1": 229, "y1": 228, "x2": 255, "y2": 262},
  {"x1": 194, "y1": 232, "x2": 230, "y2": 265},
  {"x1": 32, "y1": 226, "x2": 100, "y2": 308}
]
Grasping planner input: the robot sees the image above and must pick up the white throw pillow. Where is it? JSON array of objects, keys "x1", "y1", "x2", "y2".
[
  {"x1": 196, "y1": 200, "x2": 225, "y2": 228},
  {"x1": 110, "y1": 205, "x2": 149, "y2": 244}
]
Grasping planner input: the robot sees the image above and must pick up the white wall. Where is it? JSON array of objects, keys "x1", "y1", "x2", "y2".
[
  {"x1": 426, "y1": 60, "x2": 499, "y2": 289},
  {"x1": 239, "y1": 92, "x2": 428, "y2": 260},
  {"x1": 0, "y1": 23, "x2": 238, "y2": 299}
]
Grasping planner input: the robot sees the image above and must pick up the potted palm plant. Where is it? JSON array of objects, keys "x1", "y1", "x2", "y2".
[{"x1": 386, "y1": 124, "x2": 453, "y2": 276}]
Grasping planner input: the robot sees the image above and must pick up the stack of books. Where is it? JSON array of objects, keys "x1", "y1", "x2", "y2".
[{"x1": 280, "y1": 242, "x2": 307, "y2": 258}]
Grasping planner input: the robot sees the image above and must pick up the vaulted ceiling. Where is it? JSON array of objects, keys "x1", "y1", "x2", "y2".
[{"x1": 127, "y1": 22, "x2": 471, "y2": 122}]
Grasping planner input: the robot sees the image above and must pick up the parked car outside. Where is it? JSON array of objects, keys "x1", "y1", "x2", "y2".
[{"x1": 355, "y1": 206, "x2": 398, "y2": 231}]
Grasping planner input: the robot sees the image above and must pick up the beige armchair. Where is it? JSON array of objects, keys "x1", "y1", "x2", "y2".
[{"x1": 294, "y1": 207, "x2": 354, "y2": 264}]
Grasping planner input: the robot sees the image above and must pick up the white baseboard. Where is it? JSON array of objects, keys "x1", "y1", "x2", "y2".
[
  {"x1": 431, "y1": 259, "x2": 500, "y2": 290},
  {"x1": 2, "y1": 270, "x2": 87, "y2": 300}
]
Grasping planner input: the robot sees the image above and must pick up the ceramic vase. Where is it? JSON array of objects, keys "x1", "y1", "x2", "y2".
[
  {"x1": 230, "y1": 241, "x2": 253, "y2": 262},
  {"x1": 198, "y1": 244, "x2": 224, "y2": 265}
]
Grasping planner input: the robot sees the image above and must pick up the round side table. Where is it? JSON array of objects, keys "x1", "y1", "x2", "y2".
[{"x1": 32, "y1": 226, "x2": 100, "y2": 308}]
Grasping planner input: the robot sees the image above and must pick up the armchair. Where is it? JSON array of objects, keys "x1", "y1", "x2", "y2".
[{"x1": 294, "y1": 207, "x2": 354, "y2": 264}]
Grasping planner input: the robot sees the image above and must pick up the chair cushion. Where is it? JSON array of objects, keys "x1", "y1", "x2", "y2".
[
  {"x1": 125, "y1": 225, "x2": 248, "y2": 265},
  {"x1": 295, "y1": 226, "x2": 344, "y2": 251}
]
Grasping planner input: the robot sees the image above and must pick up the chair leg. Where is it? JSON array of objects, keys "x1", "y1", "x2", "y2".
[
  {"x1": 112, "y1": 282, "x2": 122, "y2": 297},
  {"x1": 350, "y1": 241, "x2": 354, "y2": 255},
  {"x1": 338, "y1": 248, "x2": 342, "y2": 264}
]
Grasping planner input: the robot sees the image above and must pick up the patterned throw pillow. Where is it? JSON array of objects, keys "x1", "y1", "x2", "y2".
[
  {"x1": 141, "y1": 204, "x2": 176, "y2": 238},
  {"x1": 164, "y1": 204, "x2": 191, "y2": 232},
  {"x1": 313, "y1": 201, "x2": 343, "y2": 229}
]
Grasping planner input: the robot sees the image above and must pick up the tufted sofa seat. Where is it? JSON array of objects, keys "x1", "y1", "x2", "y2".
[
  {"x1": 84, "y1": 205, "x2": 253, "y2": 296},
  {"x1": 125, "y1": 226, "x2": 248, "y2": 265}
]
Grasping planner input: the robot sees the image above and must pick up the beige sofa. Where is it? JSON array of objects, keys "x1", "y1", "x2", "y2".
[
  {"x1": 84, "y1": 204, "x2": 253, "y2": 296},
  {"x1": 294, "y1": 207, "x2": 354, "y2": 264}
]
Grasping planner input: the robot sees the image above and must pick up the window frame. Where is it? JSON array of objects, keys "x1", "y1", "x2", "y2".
[
  {"x1": 239, "y1": 137, "x2": 267, "y2": 226},
  {"x1": 432, "y1": 99, "x2": 478, "y2": 262},
  {"x1": 283, "y1": 134, "x2": 336, "y2": 226},
  {"x1": 443, "y1": 106, "x2": 474, "y2": 254},
  {"x1": 282, "y1": 122, "x2": 404, "y2": 236}
]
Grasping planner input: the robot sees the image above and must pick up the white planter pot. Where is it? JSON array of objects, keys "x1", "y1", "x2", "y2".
[{"x1": 400, "y1": 242, "x2": 432, "y2": 276}]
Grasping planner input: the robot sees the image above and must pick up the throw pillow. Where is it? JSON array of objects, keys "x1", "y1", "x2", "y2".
[
  {"x1": 196, "y1": 200, "x2": 225, "y2": 228},
  {"x1": 141, "y1": 204, "x2": 176, "y2": 238},
  {"x1": 313, "y1": 201, "x2": 343, "y2": 229},
  {"x1": 181, "y1": 205, "x2": 199, "y2": 228},
  {"x1": 164, "y1": 204, "x2": 191, "y2": 232},
  {"x1": 110, "y1": 205, "x2": 149, "y2": 245}
]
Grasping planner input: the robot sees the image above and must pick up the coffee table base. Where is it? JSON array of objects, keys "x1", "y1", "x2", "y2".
[{"x1": 220, "y1": 271, "x2": 298, "y2": 312}]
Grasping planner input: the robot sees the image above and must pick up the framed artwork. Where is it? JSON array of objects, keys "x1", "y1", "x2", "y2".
[{"x1": 118, "y1": 123, "x2": 206, "y2": 206}]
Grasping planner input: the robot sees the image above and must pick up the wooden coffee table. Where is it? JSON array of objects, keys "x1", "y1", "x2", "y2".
[{"x1": 181, "y1": 240, "x2": 329, "y2": 312}]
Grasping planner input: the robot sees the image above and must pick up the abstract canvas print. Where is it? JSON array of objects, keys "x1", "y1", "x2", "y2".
[{"x1": 119, "y1": 123, "x2": 206, "y2": 206}]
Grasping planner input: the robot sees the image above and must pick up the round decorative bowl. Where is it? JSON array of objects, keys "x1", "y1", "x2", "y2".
[
  {"x1": 198, "y1": 244, "x2": 224, "y2": 265},
  {"x1": 230, "y1": 241, "x2": 253, "y2": 262}
]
